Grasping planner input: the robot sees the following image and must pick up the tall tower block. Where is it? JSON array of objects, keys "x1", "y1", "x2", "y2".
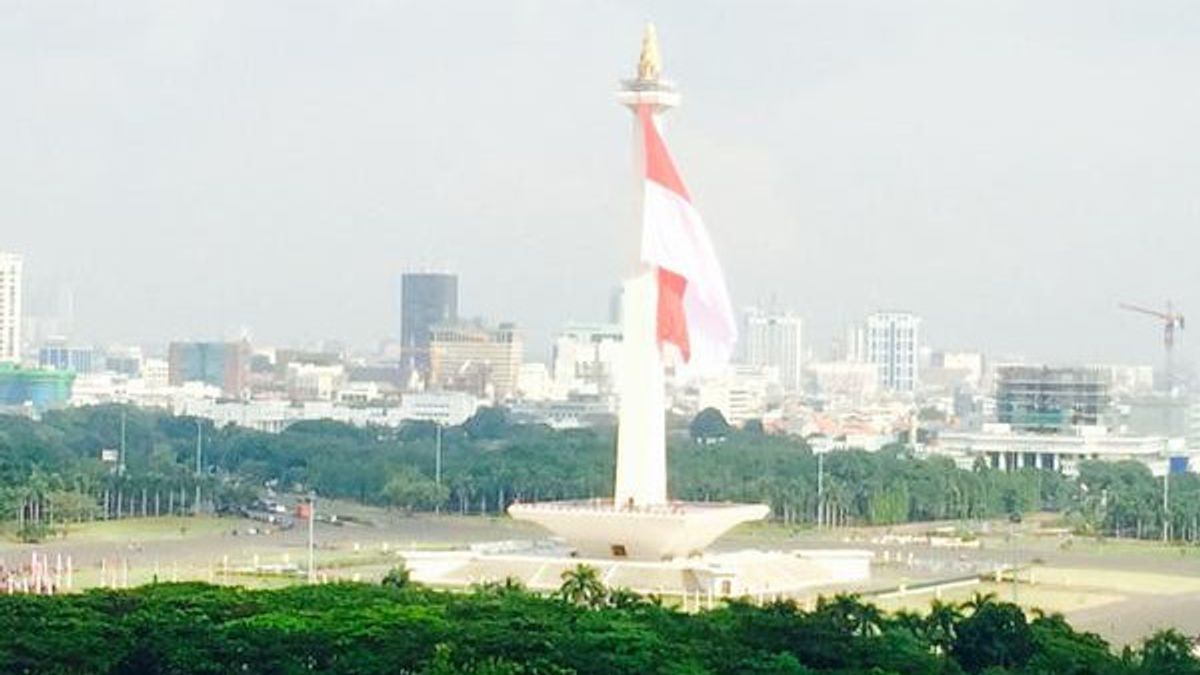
[{"x1": 0, "y1": 252, "x2": 22, "y2": 364}]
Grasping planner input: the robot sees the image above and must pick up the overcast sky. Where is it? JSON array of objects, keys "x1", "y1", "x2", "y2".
[{"x1": 4, "y1": 1, "x2": 1199, "y2": 367}]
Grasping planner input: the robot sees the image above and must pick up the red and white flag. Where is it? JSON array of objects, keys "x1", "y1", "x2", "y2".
[{"x1": 638, "y1": 103, "x2": 737, "y2": 375}]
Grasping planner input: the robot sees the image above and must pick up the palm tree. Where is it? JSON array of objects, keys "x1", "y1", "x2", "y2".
[
  {"x1": 473, "y1": 576, "x2": 526, "y2": 596},
  {"x1": 890, "y1": 609, "x2": 925, "y2": 634},
  {"x1": 557, "y1": 564, "x2": 607, "y2": 609},
  {"x1": 817, "y1": 594, "x2": 884, "y2": 637},
  {"x1": 381, "y1": 564, "x2": 412, "y2": 589},
  {"x1": 964, "y1": 591, "x2": 998, "y2": 613},
  {"x1": 607, "y1": 587, "x2": 648, "y2": 610},
  {"x1": 925, "y1": 598, "x2": 965, "y2": 654}
]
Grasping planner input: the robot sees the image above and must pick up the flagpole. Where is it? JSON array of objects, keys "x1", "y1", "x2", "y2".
[{"x1": 307, "y1": 491, "x2": 316, "y2": 583}]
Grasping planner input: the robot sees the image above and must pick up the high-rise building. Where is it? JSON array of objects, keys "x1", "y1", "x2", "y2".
[
  {"x1": 428, "y1": 322, "x2": 522, "y2": 401},
  {"x1": 0, "y1": 252, "x2": 22, "y2": 364},
  {"x1": 168, "y1": 341, "x2": 249, "y2": 398},
  {"x1": 141, "y1": 358, "x2": 170, "y2": 389},
  {"x1": 38, "y1": 338, "x2": 99, "y2": 374},
  {"x1": 836, "y1": 324, "x2": 868, "y2": 363},
  {"x1": 742, "y1": 308, "x2": 803, "y2": 391},
  {"x1": 399, "y1": 272, "x2": 458, "y2": 382},
  {"x1": 924, "y1": 351, "x2": 986, "y2": 392},
  {"x1": 104, "y1": 346, "x2": 144, "y2": 377},
  {"x1": 864, "y1": 311, "x2": 921, "y2": 393},
  {"x1": 608, "y1": 287, "x2": 624, "y2": 324}
]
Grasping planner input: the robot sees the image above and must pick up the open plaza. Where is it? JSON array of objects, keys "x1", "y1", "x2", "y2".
[{"x1": 4, "y1": 505, "x2": 1199, "y2": 648}]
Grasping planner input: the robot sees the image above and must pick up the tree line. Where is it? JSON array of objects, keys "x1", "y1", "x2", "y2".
[
  {"x1": 0, "y1": 576, "x2": 1197, "y2": 674},
  {"x1": 2, "y1": 405, "x2": 1199, "y2": 541}
]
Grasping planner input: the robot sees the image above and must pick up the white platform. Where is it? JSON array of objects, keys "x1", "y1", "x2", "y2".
[
  {"x1": 403, "y1": 546, "x2": 873, "y2": 599},
  {"x1": 507, "y1": 499, "x2": 770, "y2": 560}
]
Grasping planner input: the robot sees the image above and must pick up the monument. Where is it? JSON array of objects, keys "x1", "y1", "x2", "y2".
[
  {"x1": 507, "y1": 24, "x2": 770, "y2": 561},
  {"x1": 404, "y1": 28, "x2": 872, "y2": 599}
]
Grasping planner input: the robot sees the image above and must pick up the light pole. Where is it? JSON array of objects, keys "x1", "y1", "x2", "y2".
[
  {"x1": 1163, "y1": 470, "x2": 1171, "y2": 542},
  {"x1": 119, "y1": 410, "x2": 127, "y2": 477},
  {"x1": 435, "y1": 422, "x2": 442, "y2": 515},
  {"x1": 194, "y1": 419, "x2": 202, "y2": 516},
  {"x1": 816, "y1": 450, "x2": 825, "y2": 529}
]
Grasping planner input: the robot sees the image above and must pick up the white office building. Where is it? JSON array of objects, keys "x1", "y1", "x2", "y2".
[
  {"x1": 286, "y1": 363, "x2": 346, "y2": 401},
  {"x1": 696, "y1": 365, "x2": 777, "y2": 426},
  {"x1": 806, "y1": 360, "x2": 881, "y2": 403},
  {"x1": 742, "y1": 308, "x2": 803, "y2": 391},
  {"x1": 551, "y1": 323, "x2": 622, "y2": 398},
  {"x1": 1089, "y1": 363, "x2": 1156, "y2": 397},
  {"x1": 865, "y1": 311, "x2": 921, "y2": 393},
  {"x1": 0, "y1": 252, "x2": 22, "y2": 364}
]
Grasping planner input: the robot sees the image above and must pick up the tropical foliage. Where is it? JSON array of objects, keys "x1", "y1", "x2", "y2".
[
  {"x1": 0, "y1": 581, "x2": 1195, "y2": 674},
  {"x1": 3, "y1": 405, "x2": 1200, "y2": 541}
]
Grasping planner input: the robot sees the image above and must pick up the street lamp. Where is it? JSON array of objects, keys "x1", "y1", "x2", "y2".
[
  {"x1": 435, "y1": 422, "x2": 442, "y2": 515},
  {"x1": 816, "y1": 448, "x2": 825, "y2": 529},
  {"x1": 119, "y1": 410, "x2": 127, "y2": 477},
  {"x1": 1163, "y1": 470, "x2": 1171, "y2": 542},
  {"x1": 194, "y1": 419, "x2": 203, "y2": 516}
]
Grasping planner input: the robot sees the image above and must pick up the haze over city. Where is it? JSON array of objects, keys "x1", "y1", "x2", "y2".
[
  {"x1": 5, "y1": 2, "x2": 1199, "y2": 364},
  {"x1": 7, "y1": 3, "x2": 1200, "y2": 670}
]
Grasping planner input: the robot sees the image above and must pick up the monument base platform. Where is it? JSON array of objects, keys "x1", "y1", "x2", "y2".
[
  {"x1": 507, "y1": 499, "x2": 770, "y2": 560},
  {"x1": 402, "y1": 546, "x2": 873, "y2": 601}
]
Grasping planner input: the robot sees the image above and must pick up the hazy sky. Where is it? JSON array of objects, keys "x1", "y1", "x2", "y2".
[{"x1": 4, "y1": 1, "x2": 1199, "y2": 367}]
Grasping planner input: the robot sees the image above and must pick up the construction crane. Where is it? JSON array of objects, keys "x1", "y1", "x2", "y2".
[{"x1": 1119, "y1": 301, "x2": 1185, "y2": 395}]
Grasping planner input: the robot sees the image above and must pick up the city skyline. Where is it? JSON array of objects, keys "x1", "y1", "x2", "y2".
[{"x1": 4, "y1": 2, "x2": 1198, "y2": 366}]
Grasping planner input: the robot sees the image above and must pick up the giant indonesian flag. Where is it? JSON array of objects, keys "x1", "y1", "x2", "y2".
[{"x1": 638, "y1": 103, "x2": 737, "y2": 375}]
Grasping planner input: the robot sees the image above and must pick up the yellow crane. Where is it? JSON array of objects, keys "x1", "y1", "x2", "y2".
[{"x1": 1119, "y1": 301, "x2": 1185, "y2": 395}]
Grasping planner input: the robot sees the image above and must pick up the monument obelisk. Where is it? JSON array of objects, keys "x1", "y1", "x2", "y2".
[
  {"x1": 509, "y1": 25, "x2": 768, "y2": 560},
  {"x1": 611, "y1": 24, "x2": 677, "y2": 509}
]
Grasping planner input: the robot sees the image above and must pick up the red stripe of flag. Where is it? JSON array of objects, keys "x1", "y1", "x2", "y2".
[
  {"x1": 639, "y1": 104, "x2": 691, "y2": 201},
  {"x1": 639, "y1": 104, "x2": 692, "y2": 361},
  {"x1": 656, "y1": 267, "x2": 690, "y2": 361}
]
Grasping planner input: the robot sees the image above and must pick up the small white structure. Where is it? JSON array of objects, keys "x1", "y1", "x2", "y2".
[{"x1": 398, "y1": 391, "x2": 480, "y2": 426}]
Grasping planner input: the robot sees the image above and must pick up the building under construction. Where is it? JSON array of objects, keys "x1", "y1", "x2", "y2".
[{"x1": 995, "y1": 365, "x2": 1111, "y2": 433}]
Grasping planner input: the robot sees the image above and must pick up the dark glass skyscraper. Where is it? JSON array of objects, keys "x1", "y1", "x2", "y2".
[{"x1": 400, "y1": 272, "x2": 458, "y2": 380}]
